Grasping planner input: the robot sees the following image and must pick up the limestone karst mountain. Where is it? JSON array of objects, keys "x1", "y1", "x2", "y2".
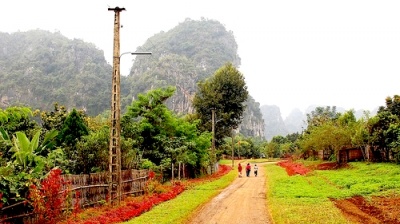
[
  {"x1": 127, "y1": 18, "x2": 264, "y2": 138},
  {"x1": 0, "y1": 19, "x2": 265, "y2": 138}
]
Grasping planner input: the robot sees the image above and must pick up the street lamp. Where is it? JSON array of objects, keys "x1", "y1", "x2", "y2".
[{"x1": 120, "y1": 52, "x2": 152, "y2": 57}]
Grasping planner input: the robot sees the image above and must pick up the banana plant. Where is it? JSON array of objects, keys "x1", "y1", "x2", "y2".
[
  {"x1": 12, "y1": 131, "x2": 43, "y2": 172},
  {"x1": 1, "y1": 129, "x2": 61, "y2": 204},
  {"x1": 11, "y1": 129, "x2": 58, "y2": 173},
  {"x1": 0, "y1": 127, "x2": 12, "y2": 160},
  {"x1": 0, "y1": 127, "x2": 10, "y2": 141}
]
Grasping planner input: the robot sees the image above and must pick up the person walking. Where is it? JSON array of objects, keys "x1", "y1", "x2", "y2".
[
  {"x1": 246, "y1": 163, "x2": 251, "y2": 177},
  {"x1": 238, "y1": 163, "x2": 243, "y2": 177},
  {"x1": 254, "y1": 164, "x2": 258, "y2": 177}
]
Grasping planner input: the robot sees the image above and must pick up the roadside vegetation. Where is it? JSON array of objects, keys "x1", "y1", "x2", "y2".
[
  {"x1": 0, "y1": 62, "x2": 252, "y2": 223},
  {"x1": 125, "y1": 160, "x2": 236, "y2": 224}
]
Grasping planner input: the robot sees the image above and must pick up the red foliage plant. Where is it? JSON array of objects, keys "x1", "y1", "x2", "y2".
[
  {"x1": 29, "y1": 168, "x2": 69, "y2": 224},
  {"x1": 64, "y1": 183, "x2": 185, "y2": 224},
  {"x1": 73, "y1": 191, "x2": 81, "y2": 217},
  {"x1": 148, "y1": 170, "x2": 155, "y2": 179},
  {"x1": 187, "y1": 164, "x2": 232, "y2": 186},
  {"x1": 63, "y1": 165, "x2": 232, "y2": 224},
  {"x1": 277, "y1": 160, "x2": 310, "y2": 176}
]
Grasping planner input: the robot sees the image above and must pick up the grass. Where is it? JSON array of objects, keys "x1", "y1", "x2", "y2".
[
  {"x1": 266, "y1": 161, "x2": 400, "y2": 224},
  {"x1": 120, "y1": 160, "x2": 400, "y2": 224},
  {"x1": 266, "y1": 164, "x2": 351, "y2": 224},
  {"x1": 122, "y1": 160, "x2": 237, "y2": 224},
  {"x1": 315, "y1": 162, "x2": 400, "y2": 197}
]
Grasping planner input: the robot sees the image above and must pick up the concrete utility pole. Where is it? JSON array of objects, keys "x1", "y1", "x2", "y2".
[
  {"x1": 231, "y1": 128, "x2": 234, "y2": 168},
  {"x1": 211, "y1": 108, "x2": 216, "y2": 174},
  {"x1": 108, "y1": 6, "x2": 125, "y2": 206}
]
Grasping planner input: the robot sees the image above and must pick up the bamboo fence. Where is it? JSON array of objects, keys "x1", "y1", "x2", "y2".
[
  {"x1": 1, "y1": 169, "x2": 149, "y2": 223},
  {"x1": 63, "y1": 169, "x2": 149, "y2": 208}
]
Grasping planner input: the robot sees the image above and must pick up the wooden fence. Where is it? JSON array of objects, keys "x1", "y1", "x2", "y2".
[
  {"x1": 63, "y1": 169, "x2": 149, "y2": 208},
  {"x1": 1, "y1": 169, "x2": 149, "y2": 223}
]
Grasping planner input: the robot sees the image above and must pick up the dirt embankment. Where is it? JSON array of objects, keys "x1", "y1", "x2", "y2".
[
  {"x1": 331, "y1": 196, "x2": 400, "y2": 224},
  {"x1": 312, "y1": 162, "x2": 400, "y2": 224}
]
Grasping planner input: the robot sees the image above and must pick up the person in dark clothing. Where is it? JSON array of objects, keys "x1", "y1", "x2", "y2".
[
  {"x1": 238, "y1": 163, "x2": 243, "y2": 177},
  {"x1": 246, "y1": 163, "x2": 251, "y2": 177}
]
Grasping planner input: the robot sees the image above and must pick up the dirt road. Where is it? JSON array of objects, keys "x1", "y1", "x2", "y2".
[{"x1": 187, "y1": 162, "x2": 273, "y2": 224}]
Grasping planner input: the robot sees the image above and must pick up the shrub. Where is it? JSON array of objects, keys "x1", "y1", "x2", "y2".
[{"x1": 28, "y1": 168, "x2": 69, "y2": 224}]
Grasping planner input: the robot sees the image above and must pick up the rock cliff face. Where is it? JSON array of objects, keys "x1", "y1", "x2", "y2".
[
  {"x1": 128, "y1": 19, "x2": 240, "y2": 114},
  {"x1": 284, "y1": 108, "x2": 306, "y2": 134},
  {"x1": 261, "y1": 105, "x2": 288, "y2": 141},
  {"x1": 239, "y1": 96, "x2": 265, "y2": 138},
  {"x1": 128, "y1": 18, "x2": 264, "y2": 138}
]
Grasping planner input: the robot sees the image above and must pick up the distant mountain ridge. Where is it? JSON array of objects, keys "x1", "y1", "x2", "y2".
[{"x1": 261, "y1": 104, "x2": 379, "y2": 141}]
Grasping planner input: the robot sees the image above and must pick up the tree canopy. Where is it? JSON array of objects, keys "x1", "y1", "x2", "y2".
[{"x1": 193, "y1": 63, "x2": 248, "y2": 147}]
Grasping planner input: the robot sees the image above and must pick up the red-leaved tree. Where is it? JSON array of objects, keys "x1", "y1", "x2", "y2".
[{"x1": 29, "y1": 168, "x2": 69, "y2": 224}]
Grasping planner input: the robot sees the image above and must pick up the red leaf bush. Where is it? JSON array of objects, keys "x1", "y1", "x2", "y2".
[
  {"x1": 65, "y1": 183, "x2": 185, "y2": 224},
  {"x1": 277, "y1": 160, "x2": 310, "y2": 176},
  {"x1": 63, "y1": 165, "x2": 232, "y2": 224},
  {"x1": 29, "y1": 168, "x2": 69, "y2": 224}
]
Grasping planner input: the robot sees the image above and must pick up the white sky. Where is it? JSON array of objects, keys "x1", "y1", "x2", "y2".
[{"x1": 2, "y1": 0, "x2": 400, "y2": 118}]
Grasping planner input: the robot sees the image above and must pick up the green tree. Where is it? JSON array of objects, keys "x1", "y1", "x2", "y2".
[
  {"x1": 368, "y1": 110, "x2": 399, "y2": 161},
  {"x1": 0, "y1": 106, "x2": 38, "y2": 138},
  {"x1": 386, "y1": 123, "x2": 400, "y2": 163},
  {"x1": 365, "y1": 95, "x2": 400, "y2": 162},
  {"x1": 299, "y1": 110, "x2": 356, "y2": 161},
  {"x1": 264, "y1": 141, "x2": 280, "y2": 158},
  {"x1": 58, "y1": 108, "x2": 89, "y2": 147},
  {"x1": 40, "y1": 103, "x2": 68, "y2": 133},
  {"x1": 122, "y1": 87, "x2": 177, "y2": 165},
  {"x1": 385, "y1": 95, "x2": 400, "y2": 116},
  {"x1": 122, "y1": 87, "x2": 211, "y2": 177},
  {"x1": 305, "y1": 106, "x2": 340, "y2": 131},
  {"x1": 351, "y1": 112, "x2": 371, "y2": 160},
  {"x1": 193, "y1": 63, "x2": 248, "y2": 148},
  {"x1": 74, "y1": 126, "x2": 109, "y2": 173}
]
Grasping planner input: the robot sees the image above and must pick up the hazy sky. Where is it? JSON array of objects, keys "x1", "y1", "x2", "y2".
[{"x1": 2, "y1": 0, "x2": 400, "y2": 118}]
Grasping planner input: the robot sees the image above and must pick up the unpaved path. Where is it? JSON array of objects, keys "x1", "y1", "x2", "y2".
[{"x1": 187, "y1": 162, "x2": 273, "y2": 224}]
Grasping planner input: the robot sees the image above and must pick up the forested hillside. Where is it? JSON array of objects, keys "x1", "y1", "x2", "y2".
[{"x1": 0, "y1": 30, "x2": 115, "y2": 115}]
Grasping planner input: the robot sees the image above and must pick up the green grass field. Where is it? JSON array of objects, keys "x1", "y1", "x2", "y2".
[{"x1": 265, "y1": 161, "x2": 400, "y2": 224}]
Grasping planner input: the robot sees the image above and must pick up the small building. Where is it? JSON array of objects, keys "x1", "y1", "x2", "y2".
[{"x1": 337, "y1": 147, "x2": 365, "y2": 164}]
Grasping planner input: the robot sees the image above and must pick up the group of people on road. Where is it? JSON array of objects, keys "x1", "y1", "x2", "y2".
[{"x1": 237, "y1": 163, "x2": 258, "y2": 177}]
